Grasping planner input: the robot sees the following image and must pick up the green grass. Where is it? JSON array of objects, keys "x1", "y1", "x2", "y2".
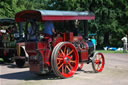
[
  {"x1": 97, "y1": 50, "x2": 128, "y2": 53},
  {"x1": 0, "y1": 58, "x2": 3, "y2": 62}
]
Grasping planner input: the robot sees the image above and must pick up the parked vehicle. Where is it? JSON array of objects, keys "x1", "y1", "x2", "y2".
[
  {"x1": 0, "y1": 19, "x2": 17, "y2": 63},
  {"x1": 0, "y1": 18, "x2": 28, "y2": 67},
  {"x1": 15, "y1": 10, "x2": 105, "y2": 78},
  {"x1": 14, "y1": 22, "x2": 29, "y2": 67}
]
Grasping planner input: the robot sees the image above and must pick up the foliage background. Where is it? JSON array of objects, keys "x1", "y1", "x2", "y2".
[{"x1": 0, "y1": 0, "x2": 128, "y2": 49}]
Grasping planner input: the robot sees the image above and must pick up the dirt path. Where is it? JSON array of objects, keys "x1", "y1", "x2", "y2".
[{"x1": 0, "y1": 53, "x2": 128, "y2": 85}]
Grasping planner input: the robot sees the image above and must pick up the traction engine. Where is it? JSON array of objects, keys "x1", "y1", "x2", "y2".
[
  {"x1": 26, "y1": 32, "x2": 105, "y2": 78},
  {"x1": 15, "y1": 10, "x2": 105, "y2": 78}
]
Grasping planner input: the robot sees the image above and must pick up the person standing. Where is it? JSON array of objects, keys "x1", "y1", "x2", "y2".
[
  {"x1": 91, "y1": 36, "x2": 96, "y2": 50},
  {"x1": 121, "y1": 34, "x2": 127, "y2": 53}
]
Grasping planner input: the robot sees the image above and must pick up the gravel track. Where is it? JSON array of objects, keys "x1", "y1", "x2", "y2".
[{"x1": 0, "y1": 53, "x2": 128, "y2": 85}]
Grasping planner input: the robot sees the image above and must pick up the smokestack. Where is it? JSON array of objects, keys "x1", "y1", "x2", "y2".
[{"x1": 84, "y1": 20, "x2": 88, "y2": 40}]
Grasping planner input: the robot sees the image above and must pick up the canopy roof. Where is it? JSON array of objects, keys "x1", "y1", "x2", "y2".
[
  {"x1": 15, "y1": 10, "x2": 95, "y2": 22},
  {"x1": 0, "y1": 19, "x2": 15, "y2": 26}
]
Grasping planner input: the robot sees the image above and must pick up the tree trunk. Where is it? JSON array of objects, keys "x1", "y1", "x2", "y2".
[{"x1": 103, "y1": 32, "x2": 109, "y2": 46}]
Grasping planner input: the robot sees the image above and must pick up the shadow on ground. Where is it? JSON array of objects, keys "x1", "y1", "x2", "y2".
[
  {"x1": 77, "y1": 69, "x2": 95, "y2": 74},
  {"x1": 0, "y1": 62, "x2": 96, "y2": 81},
  {"x1": 0, "y1": 71, "x2": 61, "y2": 80}
]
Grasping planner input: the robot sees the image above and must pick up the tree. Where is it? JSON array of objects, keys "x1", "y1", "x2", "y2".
[
  {"x1": 0, "y1": 0, "x2": 128, "y2": 48},
  {"x1": 0, "y1": 0, "x2": 34, "y2": 18}
]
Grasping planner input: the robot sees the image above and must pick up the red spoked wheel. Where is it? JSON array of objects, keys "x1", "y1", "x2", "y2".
[
  {"x1": 51, "y1": 42, "x2": 79, "y2": 78},
  {"x1": 92, "y1": 52, "x2": 105, "y2": 73}
]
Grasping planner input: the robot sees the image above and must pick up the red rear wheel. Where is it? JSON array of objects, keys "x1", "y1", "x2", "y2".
[
  {"x1": 92, "y1": 52, "x2": 105, "y2": 73},
  {"x1": 51, "y1": 42, "x2": 79, "y2": 78}
]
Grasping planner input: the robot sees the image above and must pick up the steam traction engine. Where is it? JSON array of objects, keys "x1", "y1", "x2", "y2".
[
  {"x1": 0, "y1": 19, "x2": 17, "y2": 63},
  {"x1": 15, "y1": 10, "x2": 105, "y2": 78}
]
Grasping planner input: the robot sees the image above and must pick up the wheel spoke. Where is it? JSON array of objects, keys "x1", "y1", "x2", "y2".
[
  {"x1": 57, "y1": 57, "x2": 63, "y2": 60},
  {"x1": 97, "y1": 55, "x2": 99, "y2": 60},
  {"x1": 65, "y1": 64, "x2": 67, "y2": 73},
  {"x1": 97, "y1": 55, "x2": 100, "y2": 60},
  {"x1": 66, "y1": 48, "x2": 68, "y2": 55},
  {"x1": 95, "y1": 55, "x2": 98, "y2": 61},
  {"x1": 67, "y1": 50, "x2": 74, "y2": 56},
  {"x1": 64, "y1": 46, "x2": 67, "y2": 54},
  {"x1": 70, "y1": 55, "x2": 73, "y2": 59},
  {"x1": 57, "y1": 59, "x2": 61, "y2": 66},
  {"x1": 58, "y1": 63, "x2": 64, "y2": 70},
  {"x1": 58, "y1": 51, "x2": 63, "y2": 57},
  {"x1": 62, "y1": 64, "x2": 64, "y2": 73},
  {"x1": 68, "y1": 63, "x2": 73, "y2": 70},
  {"x1": 95, "y1": 60, "x2": 99, "y2": 64},
  {"x1": 100, "y1": 64, "x2": 103, "y2": 70},
  {"x1": 96, "y1": 64, "x2": 100, "y2": 70},
  {"x1": 57, "y1": 61, "x2": 61, "y2": 66},
  {"x1": 66, "y1": 65, "x2": 71, "y2": 72},
  {"x1": 61, "y1": 49, "x2": 65, "y2": 56},
  {"x1": 94, "y1": 63, "x2": 97, "y2": 68},
  {"x1": 98, "y1": 57, "x2": 102, "y2": 61},
  {"x1": 70, "y1": 60, "x2": 76, "y2": 63}
]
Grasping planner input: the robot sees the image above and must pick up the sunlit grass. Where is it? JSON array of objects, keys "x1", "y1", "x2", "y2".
[
  {"x1": 0, "y1": 58, "x2": 3, "y2": 61},
  {"x1": 97, "y1": 50, "x2": 128, "y2": 53}
]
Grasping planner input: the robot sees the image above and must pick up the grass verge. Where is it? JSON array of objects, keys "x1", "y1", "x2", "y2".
[
  {"x1": 97, "y1": 50, "x2": 128, "y2": 53},
  {"x1": 0, "y1": 58, "x2": 3, "y2": 62}
]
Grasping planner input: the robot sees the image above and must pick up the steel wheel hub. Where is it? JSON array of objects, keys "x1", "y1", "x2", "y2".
[
  {"x1": 95, "y1": 60, "x2": 102, "y2": 64},
  {"x1": 63, "y1": 56, "x2": 71, "y2": 64}
]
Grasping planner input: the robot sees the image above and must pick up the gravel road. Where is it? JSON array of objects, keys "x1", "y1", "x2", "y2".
[{"x1": 0, "y1": 53, "x2": 128, "y2": 85}]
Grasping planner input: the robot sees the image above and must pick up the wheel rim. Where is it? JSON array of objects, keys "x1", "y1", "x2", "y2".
[
  {"x1": 55, "y1": 43, "x2": 78, "y2": 78},
  {"x1": 93, "y1": 53, "x2": 105, "y2": 72}
]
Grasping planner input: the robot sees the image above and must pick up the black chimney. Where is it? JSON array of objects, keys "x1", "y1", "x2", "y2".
[{"x1": 84, "y1": 20, "x2": 88, "y2": 40}]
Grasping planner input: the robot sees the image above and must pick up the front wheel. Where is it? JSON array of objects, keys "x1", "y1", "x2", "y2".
[
  {"x1": 51, "y1": 42, "x2": 79, "y2": 78},
  {"x1": 15, "y1": 59, "x2": 26, "y2": 68},
  {"x1": 92, "y1": 52, "x2": 105, "y2": 73}
]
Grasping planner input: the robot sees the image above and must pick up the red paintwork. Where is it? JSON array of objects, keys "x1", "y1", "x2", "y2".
[
  {"x1": 73, "y1": 36, "x2": 83, "y2": 42},
  {"x1": 52, "y1": 36, "x2": 63, "y2": 47},
  {"x1": 80, "y1": 51, "x2": 88, "y2": 61},
  {"x1": 37, "y1": 42, "x2": 50, "y2": 65},
  {"x1": 42, "y1": 16, "x2": 95, "y2": 21},
  {"x1": 15, "y1": 10, "x2": 95, "y2": 22},
  {"x1": 4, "y1": 51, "x2": 7, "y2": 56},
  {"x1": 16, "y1": 16, "x2": 95, "y2": 22},
  {"x1": 79, "y1": 41, "x2": 89, "y2": 61},
  {"x1": 25, "y1": 42, "x2": 37, "y2": 56},
  {"x1": 15, "y1": 10, "x2": 41, "y2": 22},
  {"x1": 65, "y1": 32, "x2": 73, "y2": 42},
  {"x1": 27, "y1": 41, "x2": 51, "y2": 73},
  {"x1": 78, "y1": 62, "x2": 84, "y2": 70}
]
